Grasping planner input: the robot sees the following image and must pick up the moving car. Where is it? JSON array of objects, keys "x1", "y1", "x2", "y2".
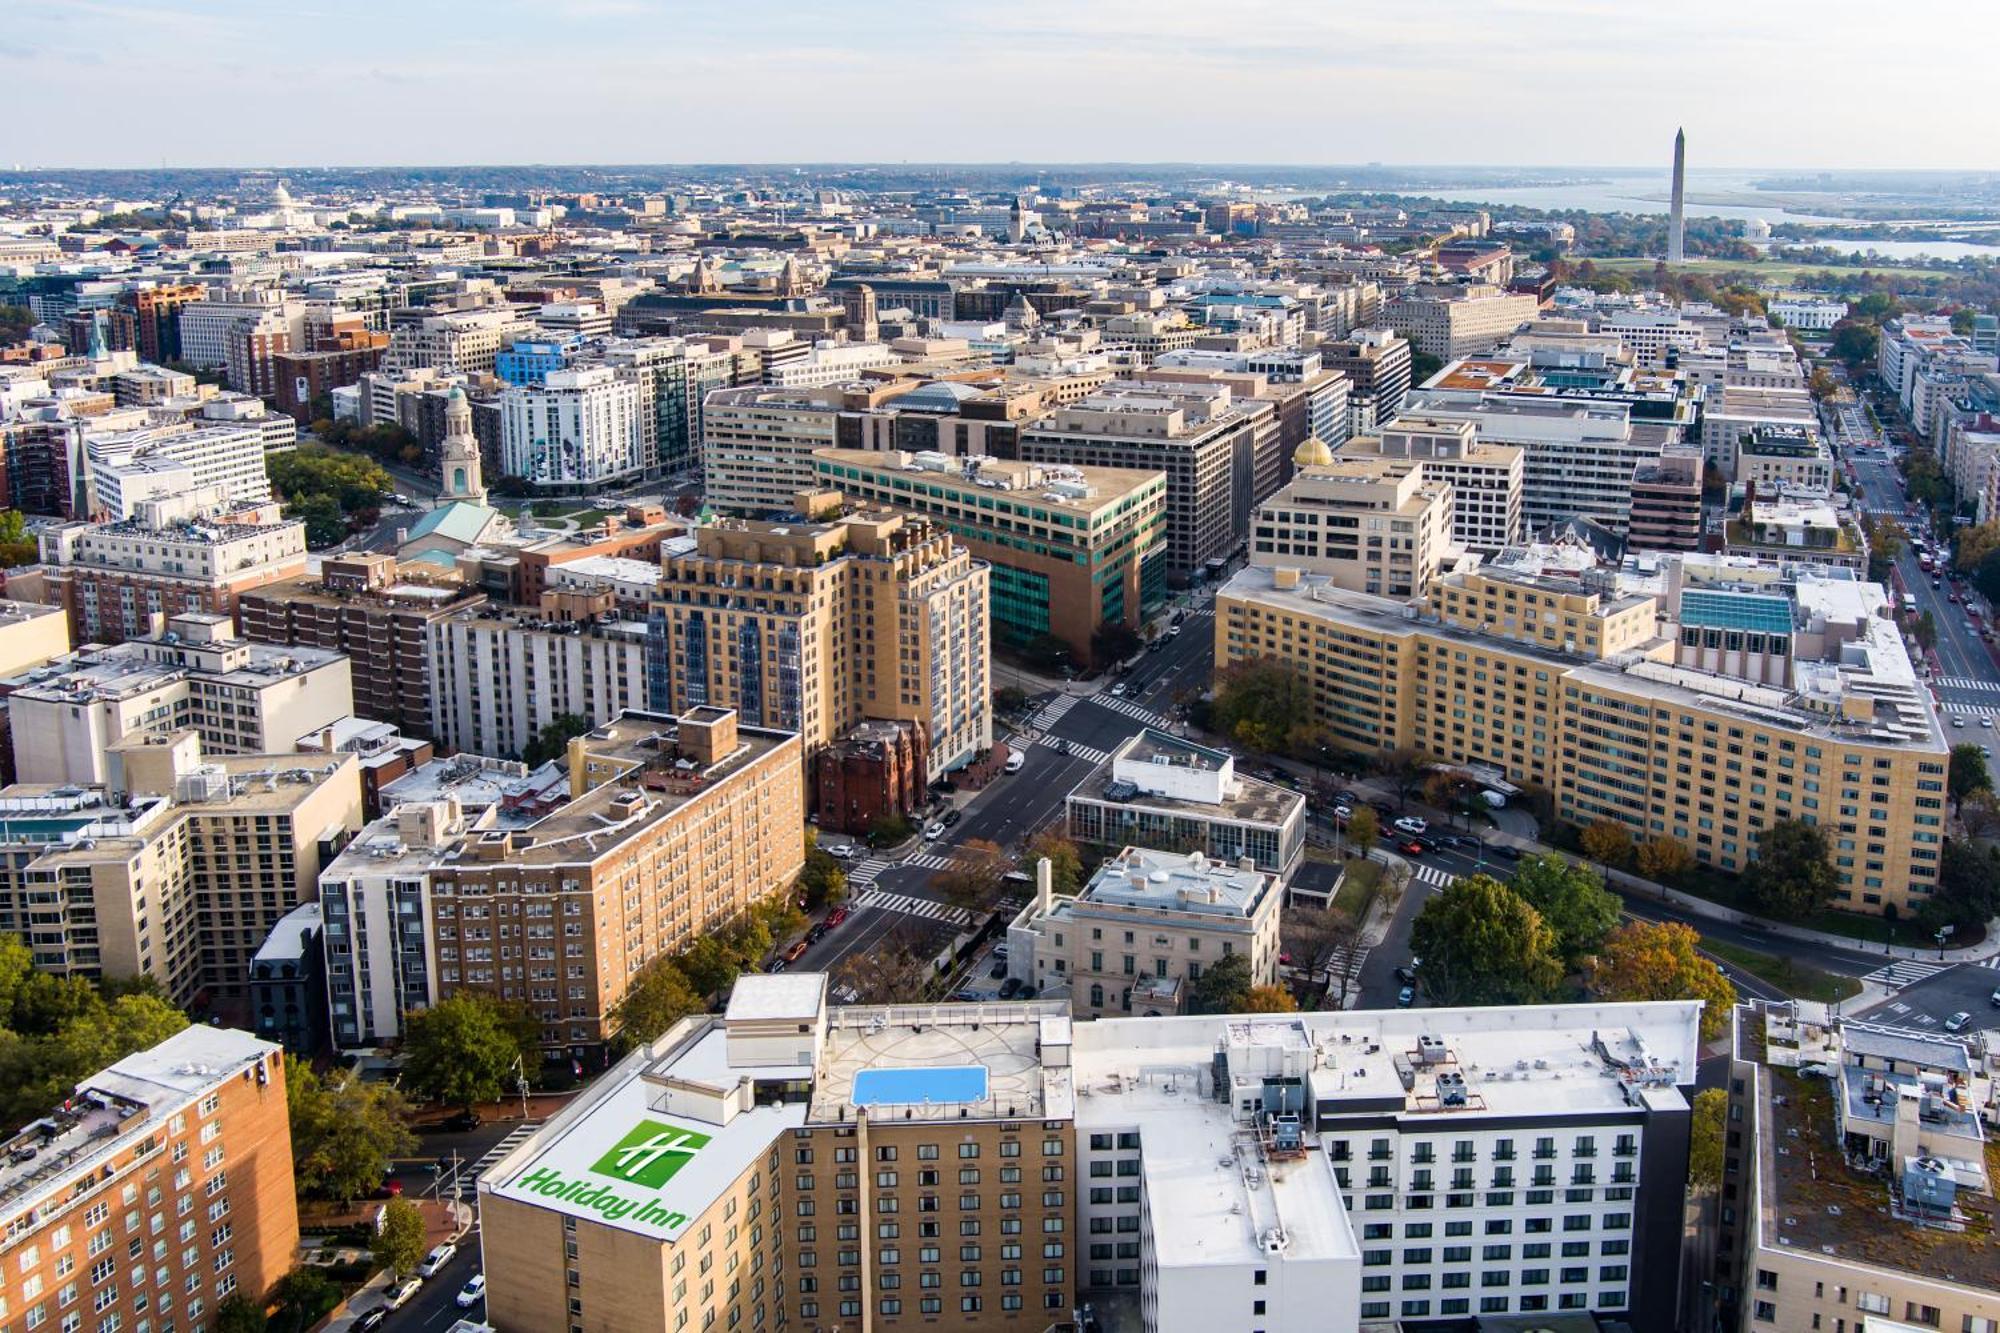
[
  {"x1": 1331, "y1": 804, "x2": 1352, "y2": 822},
  {"x1": 943, "y1": 809, "x2": 963, "y2": 826},
  {"x1": 418, "y1": 1244, "x2": 458, "y2": 1278},
  {"x1": 1109, "y1": 682, "x2": 1128, "y2": 697},
  {"x1": 1945, "y1": 1011, "x2": 1973, "y2": 1033},
  {"x1": 1396, "y1": 986, "x2": 1415, "y2": 1007},
  {"x1": 1003, "y1": 751, "x2": 1025, "y2": 774},
  {"x1": 1399, "y1": 838, "x2": 1425, "y2": 856},
  {"x1": 784, "y1": 939, "x2": 810, "y2": 962},
  {"x1": 827, "y1": 843, "x2": 859, "y2": 860},
  {"x1": 1393, "y1": 816, "x2": 1428, "y2": 835},
  {"x1": 1491, "y1": 844, "x2": 1523, "y2": 862},
  {"x1": 457, "y1": 1274, "x2": 487, "y2": 1308},
  {"x1": 923, "y1": 821, "x2": 946, "y2": 840}
]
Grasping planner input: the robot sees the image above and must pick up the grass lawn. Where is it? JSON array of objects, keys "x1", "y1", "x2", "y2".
[
  {"x1": 1640, "y1": 861, "x2": 1976, "y2": 951},
  {"x1": 1701, "y1": 938, "x2": 1862, "y2": 1005},
  {"x1": 1331, "y1": 858, "x2": 1384, "y2": 919}
]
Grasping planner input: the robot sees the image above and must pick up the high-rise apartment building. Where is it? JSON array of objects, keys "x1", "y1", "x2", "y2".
[
  {"x1": 478, "y1": 972, "x2": 1701, "y2": 1333},
  {"x1": 653, "y1": 512, "x2": 991, "y2": 781},
  {"x1": 426, "y1": 605, "x2": 650, "y2": 759},
  {"x1": 322, "y1": 708, "x2": 802, "y2": 1053},
  {"x1": 239, "y1": 552, "x2": 489, "y2": 741},
  {"x1": 810, "y1": 449, "x2": 1168, "y2": 665},
  {"x1": 1216, "y1": 557, "x2": 1947, "y2": 914},
  {"x1": 385, "y1": 306, "x2": 533, "y2": 378},
  {"x1": 0, "y1": 732, "x2": 361, "y2": 1004},
  {"x1": 1407, "y1": 394, "x2": 1665, "y2": 534},
  {"x1": 1626, "y1": 451, "x2": 1705, "y2": 552},
  {"x1": 701, "y1": 384, "x2": 848, "y2": 515},
  {"x1": 1318, "y1": 328, "x2": 1413, "y2": 435},
  {"x1": 87, "y1": 421, "x2": 275, "y2": 517},
  {"x1": 501, "y1": 365, "x2": 648, "y2": 490},
  {"x1": 0, "y1": 1027, "x2": 299, "y2": 1333},
  {"x1": 1383, "y1": 284, "x2": 1539, "y2": 358},
  {"x1": 1334, "y1": 416, "x2": 1525, "y2": 553}
]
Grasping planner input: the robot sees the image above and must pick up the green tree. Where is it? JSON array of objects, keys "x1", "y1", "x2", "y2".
[
  {"x1": 0, "y1": 306, "x2": 35, "y2": 344},
  {"x1": 1187, "y1": 952, "x2": 1255, "y2": 1014},
  {"x1": 1508, "y1": 854, "x2": 1621, "y2": 968},
  {"x1": 521, "y1": 712, "x2": 591, "y2": 767},
  {"x1": 1091, "y1": 619, "x2": 1142, "y2": 666},
  {"x1": 1914, "y1": 609, "x2": 1938, "y2": 654},
  {"x1": 371, "y1": 1196, "x2": 427, "y2": 1278},
  {"x1": 798, "y1": 848, "x2": 848, "y2": 913},
  {"x1": 1409, "y1": 875, "x2": 1562, "y2": 1006},
  {"x1": 214, "y1": 1293, "x2": 266, "y2": 1333},
  {"x1": 1407, "y1": 345, "x2": 1444, "y2": 387},
  {"x1": 0, "y1": 510, "x2": 34, "y2": 568},
  {"x1": 1923, "y1": 841, "x2": 2000, "y2": 933},
  {"x1": 266, "y1": 444, "x2": 392, "y2": 514},
  {"x1": 1210, "y1": 658, "x2": 1313, "y2": 754},
  {"x1": 1687, "y1": 1087, "x2": 1728, "y2": 1191},
  {"x1": 292, "y1": 493, "x2": 348, "y2": 548},
  {"x1": 400, "y1": 994, "x2": 536, "y2": 1111},
  {"x1": 1739, "y1": 819, "x2": 1839, "y2": 921},
  {"x1": 676, "y1": 936, "x2": 742, "y2": 998},
  {"x1": 266, "y1": 1267, "x2": 342, "y2": 1333},
  {"x1": 1830, "y1": 320, "x2": 1878, "y2": 364},
  {"x1": 1950, "y1": 743, "x2": 1994, "y2": 806},
  {"x1": 1026, "y1": 828, "x2": 1085, "y2": 897},
  {"x1": 1588, "y1": 922, "x2": 1737, "y2": 1042},
  {"x1": 609, "y1": 958, "x2": 704, "y2": 1055},
  {"x1": 1345, "y1": 806, "x2": 1379, "y2": 853},
  {"x1": 288, "y1": 1063, "x2": 416, "y2": 1205}
]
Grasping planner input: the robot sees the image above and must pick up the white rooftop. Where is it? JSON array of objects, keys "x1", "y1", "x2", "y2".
[{"x1": 724, "y1": 972, "x2": 826, "y2": 1024}]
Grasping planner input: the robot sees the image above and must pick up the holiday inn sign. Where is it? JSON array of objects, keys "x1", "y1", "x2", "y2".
[{"x1": 506, "y1": 1119, "x2": 713, "y2": 1235}]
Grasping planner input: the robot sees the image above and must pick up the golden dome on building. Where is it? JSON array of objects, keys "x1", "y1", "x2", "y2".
[{"x1": 1293, "y1": 435, "x2": 1335, "y2": 468}]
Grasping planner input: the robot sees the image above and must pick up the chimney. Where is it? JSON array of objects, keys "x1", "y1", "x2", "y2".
[{"x1": 1036, "y1": 855, "x2": 1053, "y2": 915}]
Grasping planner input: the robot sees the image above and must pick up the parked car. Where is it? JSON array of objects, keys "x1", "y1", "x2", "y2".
[
  {"x1": 1394, "y1": 965, "x2": 1418, "y2": 985},
  {"x1": 352, "y1": 1309, "x2": 389, "y2": 1332},
  {"x1": 386, "y1": 1278, "x2": 424, "y2": 1310},
  {"x1": 418, "y1": 1243, "x2": 458, "y2": 1278},
  {"x1": 806, "y1": 924, "x2": 828, "y2": 944},
  {"x1": 1393, "y1": 816, "x2": 1428, "y2": 835},
  {"x1": 784, "y1": 939, "x2": 810, "y2": 963},
  {"x1": 1491, "y1": 844, "x2": 1522, "y2": 862},
  {"x1": 1396, "y1": 986, "x2": 1416, "y2": 1008},
  {"x1": 989, "y1": 961, "x2": 1007, "y2": 979},
  {"x1": 993, "y1": 945, "x2": 1009, "y2": 960},
  {"x1": 1945, "y1": 1011, "x2": 1973, "y2": 1033},
  {"x1": 923, "y1": 821, "x2": 946, "y2": 840},
  {"x1": 1331, "y1": 805, "x2": 1352, "y2": 822},
  {"x1": 999, "y1": 977, "x2": 1030, "y2": 999},
  {"x1": 943, "y1": 809, "x2": 963, "y2": 827},
  {"x1": 825, "y1": 906, "x2": 850, "y2": 928},
  {"x1": 441, "y1": 1109, "x2": 481, "y2": 1133},
  {"x1": 457, "y1": 1274, "x2": 487, "y2": 1308},
  {"x1": 765, "y1": 956, "x2": 789, "y2": 973}
]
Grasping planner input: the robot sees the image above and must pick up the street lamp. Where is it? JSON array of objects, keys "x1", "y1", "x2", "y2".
[{"x1": 1936, "y1": 924, "x2": 1955, "y2": 961}]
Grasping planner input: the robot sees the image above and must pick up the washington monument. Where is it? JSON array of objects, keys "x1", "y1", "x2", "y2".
[{"x1": 1668, "y1": 127, "x2": 1686, "y2": 264}]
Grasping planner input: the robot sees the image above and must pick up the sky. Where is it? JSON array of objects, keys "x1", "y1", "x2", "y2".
[{"x1": 4, "y1": 0, "x2": 1996, "y2": 171}]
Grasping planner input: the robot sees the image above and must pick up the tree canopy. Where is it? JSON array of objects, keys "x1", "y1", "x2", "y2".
[
  {"x1": 1924, "y1": 841, "x2": 2000, "y2": 934},
  {"x1": 1409, "y1": 875, "x2": 1562, "y2": 1006},
  {"x1": 1739, "y1": 819, "x2": 1838, "y2": 921},
  {"x1": 1579, "y1": 818, "x2": 1635, "y2": 869},
  {"x1": 1588, "y1": 921, "x2": 1737, "y2": 1041},
  {"x1": 1209, "y1": 658, "x2": 1314, "y2": 754},
  {"x1": 372, "y1": 1197, "x2": 427, "y2": 1278},
  {"x1": 1026, "y1": 828, "x2": 1085, "y2": 898},
  {"x1": 521, "y1": 713, "x2": 591, "y2": 767},
  {"x1": 1507, "y1": 854, "x2": 1621, "y2": 968},
  {"x1": 1949, "y1": 743, "x2": 1993, "y2": 806},
  {"x1": 267, "y1": 445, "x2": 391, "y2": 546},
  {"x1": 931, "y1": 839, "x2": 1009, "y2": 917},
  {"x1": 1635, "y1": 835, "x2": 1695, "y2": 884},
  {"x1": 1688, "y1": 1087, "x2": 1727, "y2": 1191},
  {"x1": 609, "y1": 956, "x2": 705, "y2": 1056},
  {"x1": 288, "y1": 1063, "x2": 415, "y2": 1205},
  {"x1": 400, "y1": 993, "x2": 539, "y2": 1110},
  {"x1": 1187, "y1": 953, "x2": 1255, "y2": 1014}
]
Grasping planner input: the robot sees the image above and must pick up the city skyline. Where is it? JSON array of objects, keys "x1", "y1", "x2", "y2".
[{"x1": 5, "y1": 0, "x2": 1996, "y2": 171}]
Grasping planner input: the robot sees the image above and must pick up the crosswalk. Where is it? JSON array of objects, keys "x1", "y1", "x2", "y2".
[
  {"x1": 455, "y1": 1122, "x2": 542, "y2": 1199},
  {"x1": 1862, "y1": 959, "x2": 1952, "y2": 988},
  {"x1": 900, "y1": 852, "x2": 960, "y2": 874},
  {"x1": 1934, "y1": 676, "x2": 2000, "y2": 693},
  {"x1": 1026, "y1": 694, "x2": 1079, "y2": 731},
  {"x1": 847, "y1": 857, "x2": 893, "y2": 887},
  {"x1": 1038, "y1": 734, "x2": 1110, "y2": 764},
  {"x1": 1938, "y1": 700, "x2": 2000, "y2": 719},
  {"x1": 851, "y1": 888, "x2": 971, "y2": 924},
  {"x1": 1409, "y1": 863, "x2": 1458, "y2": 889},
  {"x1": 1089, "y1": 694, "x2": 1169, "y2": 728}
]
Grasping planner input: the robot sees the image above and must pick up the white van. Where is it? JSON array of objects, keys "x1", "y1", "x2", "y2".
[{"x1": 1003, "y1": 751, "x2": 1025, "y2": 774}]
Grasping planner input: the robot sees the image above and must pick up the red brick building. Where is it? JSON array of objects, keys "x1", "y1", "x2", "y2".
[{"x1": 812, "y1": 717, "x2": 928, "y2": 834}]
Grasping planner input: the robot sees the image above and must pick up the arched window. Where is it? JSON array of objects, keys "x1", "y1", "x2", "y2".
[{"x1": 1088, "y1": 984, "x2": 1104, "y2": 1009}]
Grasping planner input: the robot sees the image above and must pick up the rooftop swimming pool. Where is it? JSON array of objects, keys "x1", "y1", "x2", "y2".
[{"x1": 850, "y1": 1064, "x2": 989, "y2": 1106}]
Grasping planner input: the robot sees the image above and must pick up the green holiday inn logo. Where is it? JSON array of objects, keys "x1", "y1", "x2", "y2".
[{"x1": 589, "y1": 1120, "x2": 712, "y2": 1190}]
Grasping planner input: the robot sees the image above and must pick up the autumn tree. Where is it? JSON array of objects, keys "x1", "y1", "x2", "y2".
[
  {"x1": 1958, "y1": 522, "x2": 2000, "y2": 573},
  {"x1": 1508, "y1": 854, "x2": 1620, "y2": 969},
  {"x1": 1025, "y1": 828, "x2": 1086, "y2": 897},
  {"x1": 1739, "y1": 819, "x2": 1838, "y2": 921},
  {"x1": 931, "y1": 839, "x2": 1009, "y2": 918},
  {"x1": 1210, "y1": 658, "x2": 1313, "y2": 754},
  {"x1": 1949, "y1": 743, "x2": 1993, "y2": 807},
  {"x1": 1635, "y1": 835, "x2": 1696, "y2": 884},
  {"x1": 1344, "y1": 806, "x2": 1379, "y2": 853},
  {"x1": 1579, "y1": 818, "x2": 1635, "y2": 869},
  {"x1": 1409, "y1": 875, "x2": 1562, "y2": 1006},
  {"x1": 1589, "y1": 921, "x2": 1737, "y2": 1041},
  {"x1": 1243, "y1": 985, "x2": 1298, "y2": 1013}
]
